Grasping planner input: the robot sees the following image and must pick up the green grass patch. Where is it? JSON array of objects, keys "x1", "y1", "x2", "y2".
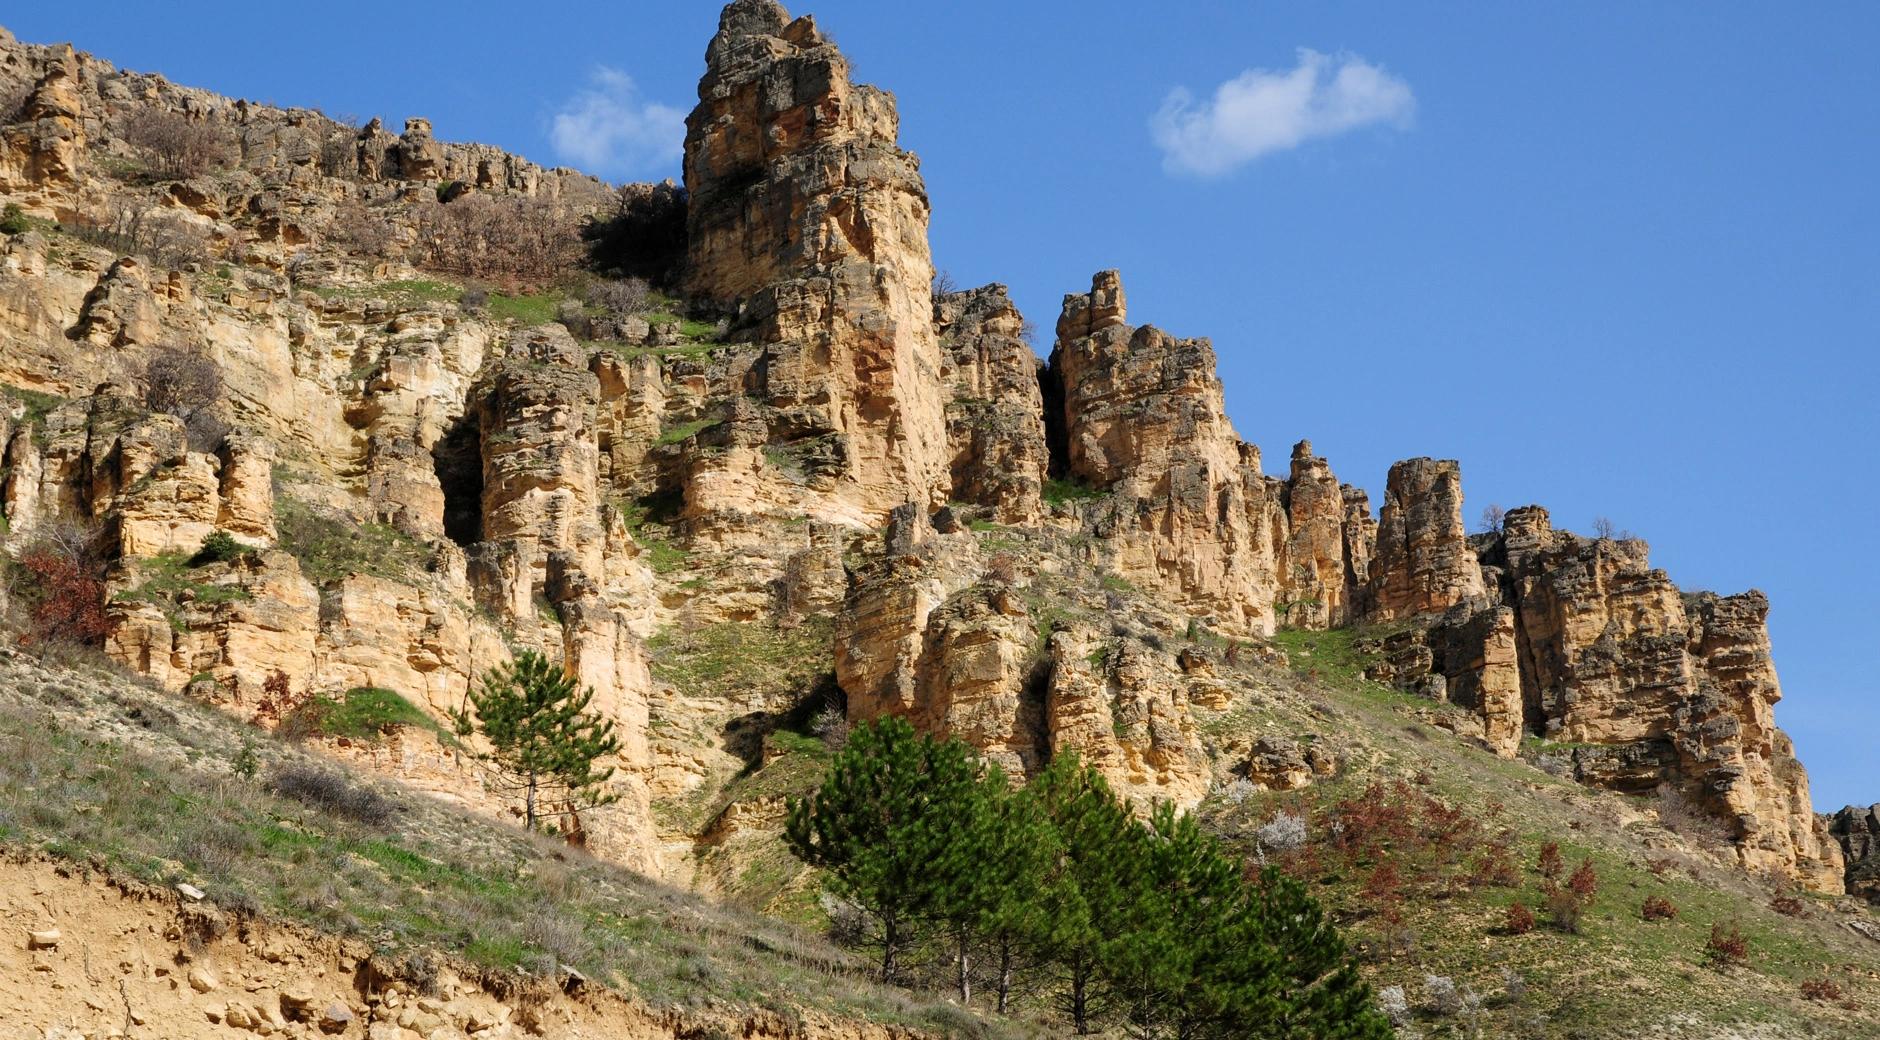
[
  {"x1": 111, "y1": 551, "x2": 253, "y2": 632},
  {"x1": 275, "y1": 495, "x2": 432, "y2": 586},
  {"x1": 486, "y1": 291, "x2": 562, "y2": 325},
  {"x1": 303, "y1": 686, "x2": 457, "y2": 745},
  {"x1": 1042, "y1": 476, "x2": 1106, "y2": 506}
]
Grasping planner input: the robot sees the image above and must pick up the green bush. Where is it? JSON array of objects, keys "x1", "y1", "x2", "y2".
[
  {"x1": 0, "y1": 203, "x2": 29, "y2": 235},
  {"x1": 190, "y1": 530, "x2": 254, "y2": 566},
  {"x1": 289, "y1": 686, "x2": 455, "y2": 745}
]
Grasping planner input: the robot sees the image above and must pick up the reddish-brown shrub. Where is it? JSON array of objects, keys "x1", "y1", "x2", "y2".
[
  {"x1": 1505, "y1": 901, "x2": 1536, "y2": 935},
  {"x1": 1769, "y1": 895, "x2": 1806, "y2": 918},
  {"x1": 1567, "y1": 858, "x2": 1598, "y2": 898},
  {"x1": 1537, "y1": 842, "x2": 1564, "y2": 881},
  {"x1": 253, "y1": 668, "x2": 310, "y2": 725},
  {"x1": 1800, "y1": 978, "x2": 1845, "y2": 1002},
  {"x1": 1641, "y1": 896, "x2": 1678, "y2": 921},
  {"x1": 1706, "y1": 921, "x2": 1749, "y2": 966},
  {"x1": 1362, "y1": 860, "x2": 1404, "y2": 922},
  {"x1": 14, "y1": 528, "x2": 110, "y2": 646},
  {"x1": 1469, "y1": 839, "x2": 1521, "y2": 888}
]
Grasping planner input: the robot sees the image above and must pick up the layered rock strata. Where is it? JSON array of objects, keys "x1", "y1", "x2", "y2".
[{"x1": 682, "y1": 0, "x2": 949, "y2": 525}]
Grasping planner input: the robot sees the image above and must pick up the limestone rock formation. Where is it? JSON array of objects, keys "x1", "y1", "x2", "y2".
[
  {"x1": 1827, "y1": 805, "x2": 1880, "y2": 904},
  {"x1": 1362, "y1": 457, "x2": 1486, "y2": 622},
  {"x1": 1051, "y1": 270, "x2": 1286, "y2": 634},
  {"x1": 1045, "y1": 625, "x2": 1212, "y2": 808},
  {"x1": 683, "y1": 0, "x2": 948, "y2": 524},
  {"x1": 1278, "y1": 440, "x2": 1357, "y2": 628},
  {"x1": 934, "y1": 284, "x2": 1048, "y2": 524},
  {"x1": 469, "y1": 325, "x2": 605, "y2": 623}
]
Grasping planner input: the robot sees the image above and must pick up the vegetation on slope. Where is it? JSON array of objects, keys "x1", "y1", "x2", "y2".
[{"x1": 0, "y1": 653, "x2": 1035, "y2": 1037}]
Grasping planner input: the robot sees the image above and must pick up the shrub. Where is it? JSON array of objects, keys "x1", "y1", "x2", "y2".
[
  {"x1": 191, "y1": 531, "x2": 252, "y2": 566},
  {"x1": 121, "y1": 107, "x2": 238, "y2": 179},
  {"x1": 1801, "y1": 978, "x2": 1845, "y2": 1002},
  {"x1": 459, "y1": 287, "x2": 490, "y2": 312},
  {"x1": 1543, "y1": 858, "x2": 1597, "y2": 933},
  {"x1": 1505, "y1": 900, "x2": 1536, "y2": 935},
  {"x1": 326, "y1": 199, "x2": 396, "y2": 258},
  {"x1": 1769, "y1": 894, "x2": 1807, "y2": 918},
  {"x1": 1375, "y1": 985, "x2": 1409, "y2": 1027},
  {"x1": 265, "y1": 763, "x2": 395, "y2": 826},
  {"x1": 414, "y1": 193, "x2": 580, "y2": 287},
  {"x1": 583, "y1": 277, "x2": 649, "y2": 315},
  {"x1": 1537, "y1": 841, "x2": 1564, "y2": 881},
  {"x1": 253, "y1": 669, "x2": 308, "y2": 728},
  {"x1": 810, "y1": 705, "x2": 849, "y2": 749},
  {"x1": 0, "y1": 202, "x2": 28, "y2": 235},
  {"x1": 1256, "y1": 810, "x2": 1308, "y2": 854},
  {"x1": 69, "y1": 200, "x2": 213, "y2": 268},
  {"x1": 1641, "y1": 895, "x2": 1678, "y2": 921},
  {"x1": 1705, "y1": 920, "x2": 1748, "y2": 967},
  {"x1": 141, "y1": 345, "x2": 227, "y2": 450},
  {"x1": 14, "y1": 526, "x2": 110, "y2": 646}
]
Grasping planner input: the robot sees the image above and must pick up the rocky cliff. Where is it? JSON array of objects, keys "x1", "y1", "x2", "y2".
[{"x1": 0, "y1": 0, "x2": 1854, "y2": 914}]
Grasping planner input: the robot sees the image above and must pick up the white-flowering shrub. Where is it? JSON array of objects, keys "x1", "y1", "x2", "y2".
[
  {"x1": 1257, "y1": 810, "x2": 1308, "y2": 853},
  {"x1": 1376, "y1": 985, "x2": 1410, "y2": 1027}
]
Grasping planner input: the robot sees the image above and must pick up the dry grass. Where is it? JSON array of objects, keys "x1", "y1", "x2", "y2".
[{"x1": 0, "y1": 652, "x2": 1037, "y2": 1038}]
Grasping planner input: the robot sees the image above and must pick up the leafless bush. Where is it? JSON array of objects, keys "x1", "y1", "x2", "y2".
[
  {"x1": 583, "y1": 277, "x2": 649, "y2": 315},
  {"x1": 325, "y1": 199, "x2": 395, "y2": 258},
  {"x1": 1478, "y1": 503, "x2": 1507, "y2": 534},
  {"x1": 121, "y1": 107, "x2": 238, "y2": 179},
  {"x1": 414, "y1": 193, "x2": 580, "y2": 286},
  {"x1": 69, "y1": 200, "x2": 213, "y2": 268},
  {"x1": 142, "y1": 344, "x2": 228, "y2": 450},
  {"x1": 1256, "y1": 809, "x2": 1308, "y2": 852},
  {"x1": 265, "y1": 763, "x2": 395, "y2": 826},
  {"x1": 317, "y1": 129, "x2": 357, "y2": 177},
  {"x1": 811, "y1": 706, "x2": 850, "y2": 749},
  {"x1": 1653, "y1": 783, "x2": 1732, "y2": 846}
]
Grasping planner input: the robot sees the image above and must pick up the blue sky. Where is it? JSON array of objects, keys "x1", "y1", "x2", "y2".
[{"x1": 11, "y1": 3, "x2": 1876, "y2": 810}]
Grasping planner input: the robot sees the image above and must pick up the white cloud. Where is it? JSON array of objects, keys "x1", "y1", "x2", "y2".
[
  {"x1": 548, "y1": 67, "x2": 685, "y2": 178},
  {"x1": 1151, "y1": 49, "x2": 1415, "y2": 177}
]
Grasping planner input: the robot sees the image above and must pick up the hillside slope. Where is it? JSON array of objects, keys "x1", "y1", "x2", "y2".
[{"x1": 0, "y1": 1, "x2": 1875, "y2": 1037}]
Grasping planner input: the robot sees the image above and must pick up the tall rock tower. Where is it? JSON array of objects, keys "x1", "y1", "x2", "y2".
[{"x1": 682, "y1": 0, "x2": 949, "y2": 527}]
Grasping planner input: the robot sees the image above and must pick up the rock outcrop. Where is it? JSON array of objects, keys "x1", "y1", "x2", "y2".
[
  {"x1": 1827, "y1": 805, "x2": 1880, "y2": 904},
  {"x1": 1051, "y1": 270, "x2": 1286, "y2": 634},
  {"x1": 934, "y1": 284, "x2": 1048, "y2": 524},
  {"x1": 682, "y1": 0, "x2": 948, "y2": 525},
  {"x1": 1362, "y1": 457, "x2": 1485, "y2": 622},
  {"x1": 1368, "y1": 501, "x2": 1843, "y2": 889}
]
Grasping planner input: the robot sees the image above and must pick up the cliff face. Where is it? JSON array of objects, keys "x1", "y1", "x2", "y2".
[
  {"x1": 682, "y1": 0, "x2": 948, "y2": 527},
  {"x1": 0, "y1": 2, "x2": 1854, "y2": 898}
]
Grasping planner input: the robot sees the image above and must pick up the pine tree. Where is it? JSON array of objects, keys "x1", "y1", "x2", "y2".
[
  {"x1": 1214, "y1": 867, "x2": 1393, "y2": 1040},
  {"x1": 784, "y1": 716, "x2": 982, "y2": 982},
  {"x1": 924, "y1": 766, "x2": 1057, "y2": 1008},
  {"x1": 454, "y1": 650, "x2": 620, "y2": 833},
  {"x1": 1108, "y1": 802, "x2": 1247, "y2": 1039},
  {"x1": 1031, "y1": 754, "x2": 1147, "y2": 1035},
  {"x1": 976, "y1": 779, "x2": 1058, "y2": 1014}
]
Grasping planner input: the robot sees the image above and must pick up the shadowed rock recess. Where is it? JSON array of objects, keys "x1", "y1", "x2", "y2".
[{"x1": 0, "y1": 0, "x2": 1869, "y2": 1029}]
